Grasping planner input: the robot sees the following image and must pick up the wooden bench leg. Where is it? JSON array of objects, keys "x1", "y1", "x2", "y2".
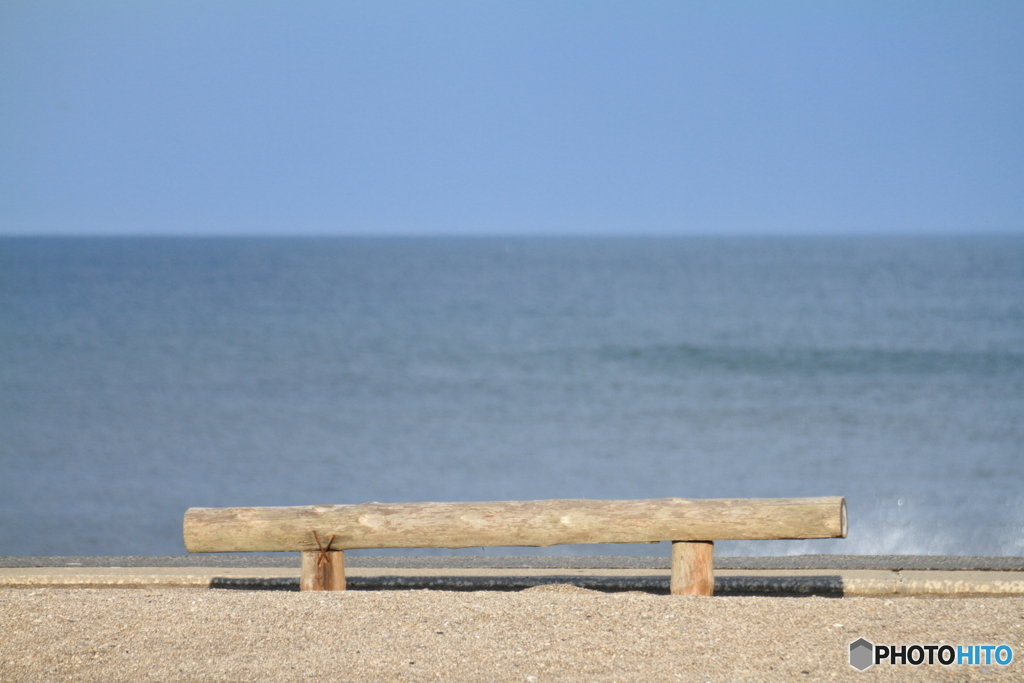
[
  {"x1": 301, "y1": 550, "x2": 346, "y2": 591},
  {"x1": 670, "y1": 541, "x2": 713, "y2": 596}
]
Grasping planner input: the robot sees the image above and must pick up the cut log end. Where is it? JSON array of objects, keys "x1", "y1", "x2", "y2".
[{"x1": 840, "y1": 497, "x2": 848, "y2": 538}]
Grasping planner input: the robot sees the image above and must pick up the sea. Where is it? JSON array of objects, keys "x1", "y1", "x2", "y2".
[{"x1": 1, "y1": 236, "x2": 1022, "y2": 558}]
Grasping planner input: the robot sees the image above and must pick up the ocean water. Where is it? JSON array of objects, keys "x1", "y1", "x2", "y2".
[{"x1": 1, "y1": 236, "x2": 1022, "y2": 557}]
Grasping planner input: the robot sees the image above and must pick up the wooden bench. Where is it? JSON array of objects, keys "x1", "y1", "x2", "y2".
[{"x1": 183, "y1": 496, "x2": 846, "y2": 595}]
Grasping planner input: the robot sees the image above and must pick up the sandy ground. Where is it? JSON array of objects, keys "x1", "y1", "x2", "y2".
[{"x1": 2, "y1": 587, "x2": 1023, "y2": 682}]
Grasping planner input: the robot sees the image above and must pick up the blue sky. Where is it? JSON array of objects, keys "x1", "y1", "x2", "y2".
[{"x1": 2, "y1": 1, "x2": 1021, "y2": 236}]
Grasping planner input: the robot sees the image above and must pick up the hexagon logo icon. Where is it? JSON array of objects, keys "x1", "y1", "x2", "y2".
[{"x1": 849, "y1": 638, "x2": 874, "y2": 671}]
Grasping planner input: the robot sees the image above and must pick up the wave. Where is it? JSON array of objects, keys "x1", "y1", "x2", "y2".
[{"x1": 599, "y1": 344, "x2": 1024, "y2": 377}]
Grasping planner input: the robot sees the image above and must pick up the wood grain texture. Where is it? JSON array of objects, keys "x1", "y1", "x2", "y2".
[
  {"x1": 670, "y1": 541, "x2": 714, "y2": 596},
  {"x1": 184, "y1": 496, "x2": 846, "y2": 553},
  {"x1": 300, "y1": 550, "x2": 345, "y2": 591}
]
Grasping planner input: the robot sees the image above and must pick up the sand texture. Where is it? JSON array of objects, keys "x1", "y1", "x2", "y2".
[{"x1": 2, "y1": 587, "x2": 1023, "y2": 682}]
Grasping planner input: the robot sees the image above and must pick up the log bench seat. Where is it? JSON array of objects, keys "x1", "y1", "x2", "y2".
[{"x1": 183, "y1": 496, "x2": 847, "y2": 596}]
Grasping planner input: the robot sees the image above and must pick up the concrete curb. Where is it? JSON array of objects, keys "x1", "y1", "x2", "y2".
[{"x1": 4, "y1": 566, "x2": 1024, "y2": 596}]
